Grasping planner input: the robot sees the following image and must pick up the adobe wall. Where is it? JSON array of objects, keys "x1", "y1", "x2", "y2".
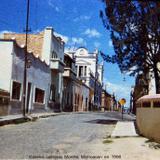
[{"x1": 136, "y1": 108, "x2": 160, "y2": 143}]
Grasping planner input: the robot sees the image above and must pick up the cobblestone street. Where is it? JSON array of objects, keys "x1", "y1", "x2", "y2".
[
  {"x1": 0, "y1": 112, "x2": 159, "y2": 160},
  {"x1": 0, "y1": 112, "x2": 116, "y2": 159}
]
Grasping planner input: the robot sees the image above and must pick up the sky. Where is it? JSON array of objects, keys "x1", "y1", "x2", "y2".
[{"x1": 0, "y1": 0, "x2": 135, "y2": 107}]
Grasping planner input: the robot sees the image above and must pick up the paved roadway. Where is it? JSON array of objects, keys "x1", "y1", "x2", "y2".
[{"x1": 0, "y1": 111, "x2": 134, "y2": 159}]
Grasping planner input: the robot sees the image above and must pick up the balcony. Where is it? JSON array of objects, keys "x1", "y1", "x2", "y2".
[
  {"x1": 50, "y1": 58, "x2": 65, "y2": 72},
  {"x1": 63, "y1": 67, "x2": 76, "y2": 80}
]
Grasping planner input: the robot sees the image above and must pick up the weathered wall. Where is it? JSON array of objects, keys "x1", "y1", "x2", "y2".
[
  {"x1": 0, "y1": 40, "x2": 51, "y2": 115},
  {"x1": 136, "y1": 108, "x2": 160, "y2": 143},
  {"x1": 0, "y1": 90, "x2": 10, "y2": 116},
  {"x1": 3, "y1": 32, "x2": 44, "y2": 58},
  {"x1": 12, "y1": 43, "x2": 51, "y2": 112}
]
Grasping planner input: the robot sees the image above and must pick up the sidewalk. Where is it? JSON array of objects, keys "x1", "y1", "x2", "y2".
[
  {"x1": 0, "y1": 112, "x2": 66, "y2": 126},
  {"x1": 111, "y1": 121, "x2": 138, "y2": 137},
  {"x1": 108, "y1": 121, "x2": 160, "y2": 160}
]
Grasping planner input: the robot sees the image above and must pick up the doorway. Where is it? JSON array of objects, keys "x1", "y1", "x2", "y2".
[{"x1": 26, "y1": 82, "x2": 32, "y2": 113}]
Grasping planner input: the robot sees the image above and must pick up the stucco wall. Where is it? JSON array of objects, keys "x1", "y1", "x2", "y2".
[
  {"x1": 81, "y1": 84, "x2": 90, "y2": 111},
  {"x1": 0, "y1": 40, "x2": 51, "y2": 115},
  {"x1": 12, "y1": 43, "x2": 51, "y2": 112},
  {"x1": 0, "y1": 41, "x2": 13, "y2": 92},
  {"x1": 136, "y1": 108, "x2": 160, "y2": 143}
]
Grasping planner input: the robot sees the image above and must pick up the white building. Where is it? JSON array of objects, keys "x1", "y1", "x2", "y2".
[
  {"x1": 66, "y1": 47, "x2": 104, "y2": 110},
  {"x1": 0, "y1": 40, "x2": 51, "y2": 115}
]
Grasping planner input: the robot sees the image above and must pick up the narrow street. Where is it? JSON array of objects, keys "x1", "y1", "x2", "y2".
[{"x1": 0, "y1": 112, "x2": 159, "y2": 160}]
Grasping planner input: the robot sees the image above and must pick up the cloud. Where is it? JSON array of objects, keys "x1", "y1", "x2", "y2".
[
  {"x1": 54, "y1": 32, "x2": 86, "y2": 47},
  {"x1": 54, "y1": 32, "x2": 69, "y2": 43},
  {"x1": 48, "y1": 0, "x2": 60, "y2": 12},
  {"x1": 105, "y1": 81, "x2": 129, "y2": 94},
  {"x1": 83, "y1": 28, "x2": 101, "y2": 38},
  {"x1": 108, "y1": 40, "x2": 113, "y2": 47},
  {"x1": 64, "y1": 46, "x2": 77, "y2": 52},
  {"x1": 0, "y1": 30, "x2": 13, "y2": 34},
  {"x1": 104, "y1": 79, "x2": 131, "y2": 106},
  {"x1": 69, "y1": 37, "x2": 86, "y2": 46},
  {"x1": 94, "y1": 42, "x2": 101, "y2": 48},
  {"x1": 73, "y1": 15, "x2": 91, "y2": 22}
]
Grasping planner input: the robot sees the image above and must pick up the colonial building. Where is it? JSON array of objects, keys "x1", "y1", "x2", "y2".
[
  {"x1": 63, "y1": 53, "x2": 90, "y2": 112},
  {"x1": 101, "y1": 89, "x2": 112, "y2": 111},
  {"x1": 65, "y1": 47, "x2": 104, "y2": 110},
  {"x1": 2, "y1": 27, "x2": 65, "y2": 111},
  {"x1": 0, "y1": 39, "x2": 51, "y2": 115},
  {"x1": 63, "y1": 53, "x2": 76, "y2": 111}
]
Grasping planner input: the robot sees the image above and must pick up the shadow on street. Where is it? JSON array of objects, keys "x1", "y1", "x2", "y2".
[{"x1": 84, "y1": 119, "x2": 117, "y2": 125}]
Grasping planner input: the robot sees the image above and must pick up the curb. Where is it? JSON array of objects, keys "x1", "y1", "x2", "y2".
[
  {"x1": 0, "y1": 117, "x2": 30, "y2": 126},
  {"x1": 0, "y1": 112, "x2": 66, "y2": 127}
]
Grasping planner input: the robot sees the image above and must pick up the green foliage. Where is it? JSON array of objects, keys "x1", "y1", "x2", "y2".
[{"x1": 100, "y1": 1, "x2": 160, "y2": 93}]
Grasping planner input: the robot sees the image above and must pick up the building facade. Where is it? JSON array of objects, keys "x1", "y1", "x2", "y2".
[
  {"x1": 101, "y1": 89, "x2": 112, "y2": 111},
  {"x1": 66, "y1": 47, "x2": 104, "y2": 110},
  {"x1": 63, "y1": 53, "x2": 76, "y2": 111},
  {"x1": 2, "y1": 27, "x2": 65, "y2": 111},
  {"x1": 1, "y1": 27, "x2": 104, "y2": 114},
  {"x1": 63, "y1": 53, "x2": 90, "y2": 112},
  {"x1": 0, "y1": 40, "x2": 51, "y2": 115}
]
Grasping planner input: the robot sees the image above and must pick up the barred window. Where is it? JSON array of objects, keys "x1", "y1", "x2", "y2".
[
  {"x1": 12, "y1": 81, "x2": 21, "y2": 100},
  {"x1": 51, "y1": 51, "x2": 57, "y2": 59},
  {"x1": 35, "y1": 88, "x2": 45, "y2": 104}
]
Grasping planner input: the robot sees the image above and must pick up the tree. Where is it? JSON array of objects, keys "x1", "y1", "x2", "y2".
[{"x1": 100, "y1": 0, "x2": 160, "y2": 93}]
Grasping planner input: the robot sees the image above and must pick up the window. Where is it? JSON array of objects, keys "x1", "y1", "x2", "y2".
[
  {"x1": 12, "y1": 81, "x2": 21, "y2": 100},
  {"x1": 67, "y1": 92, "x2": 70, "y2": 104},
  {"x1": 142, "y1": 102, "x2": 150, "y2": 108},
  {"x1": 86, "y1": 98, "x2": 88, "y2": 107},
  {"x1": 51, "y1": 50, "x2": 57, "y2": 59},
  {"x1": 35, "y1": 88, "x2": 45, "y2": 103},
  {"x1": 84, "y1": 66, "x2": 87, "y2": 76},
  {"x1": 75, "y1": 94, "x2": 77, "y2": 104},
  {"x1": 71, "y1": 93, "x2": 73, "y2": 106},
  {"x1": 79, "y1": 66, "x2": 83, "y2": 77},
  {"x1": 153, "y1": 101, "x2": 160, "y2": 108},
  {"x1": 50, "y1": 85, "x2": 56, "y2": 101}
]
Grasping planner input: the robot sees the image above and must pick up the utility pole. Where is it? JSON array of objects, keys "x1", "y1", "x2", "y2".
[{"x1": 22, "y1": 0, "x2": 30, "y2": 117}]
